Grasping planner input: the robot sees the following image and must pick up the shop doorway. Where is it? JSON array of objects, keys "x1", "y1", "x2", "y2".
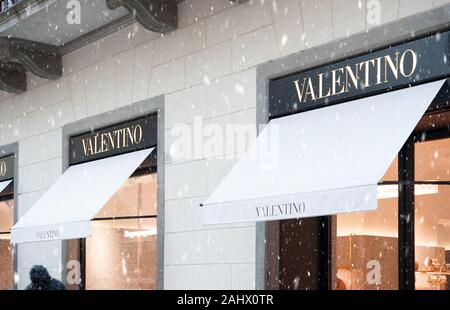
[{"x1": 266, "y1": 217, "x2": 330, "y2": 290}]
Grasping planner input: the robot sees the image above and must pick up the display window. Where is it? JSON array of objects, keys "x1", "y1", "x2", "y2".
[
  {"x1": 414, "y1": 121, "x2": 450, "y2": 290},
  {"x1": 333, "y1": 112, "x2": 450, "y2": 290},
  {"x1": 335, "y1": 158, "x2": 399, "y2": 290},
  {"x1": 83, "y1": 169, "x2": 158, "y2": 290}
]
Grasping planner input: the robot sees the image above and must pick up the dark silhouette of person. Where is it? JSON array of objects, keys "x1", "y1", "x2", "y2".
[{"x1": 25, "y1": 265, "x2": 66, "y2": 290}]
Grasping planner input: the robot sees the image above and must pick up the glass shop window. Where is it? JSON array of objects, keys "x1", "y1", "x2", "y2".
[
  {"x1": 85, "y1": 171, "x2": 157, "y2": 290},
  {"x1": 334, "y1": 158, "x2": 399, "y2": 290},
  {"x1": 414, "y1": 138, "x2": 450, "y2": 290},
  {"x1": 0, "y1": 183, "x2": 14, "y2": 290}
]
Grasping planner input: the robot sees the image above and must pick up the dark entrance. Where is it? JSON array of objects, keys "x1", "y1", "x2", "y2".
[
  {"x1": 279, "y1": 217, "x2": 330, "y2": 290},
  {"x1": 266, "y1": 217, "x2": 330, "y2": 290}
]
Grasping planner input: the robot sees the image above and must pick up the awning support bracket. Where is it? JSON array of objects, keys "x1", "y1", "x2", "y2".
[
  {"x1": 105, "y1": 0, "x2": 250, "y2": 34},
  {"x1": 106, "y1": 0, "x2": 178, "y2": 34},
  {"x1": 0, "y1": 37, "x2": 62, "y2": 94}
]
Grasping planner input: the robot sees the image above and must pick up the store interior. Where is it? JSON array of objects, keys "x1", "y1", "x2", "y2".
[
  {"x1": 84, "y1": 173, "x2": 158, "y2": 290},
  {"x1": 336, "y1": 136, "x2": 450, "y2": 290}
]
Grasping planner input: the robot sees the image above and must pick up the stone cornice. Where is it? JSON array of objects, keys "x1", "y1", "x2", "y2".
[
  {"x1": 0, "y1": 37, "x2": 61, "y2": 94},
  {"x1": 106, "y1": 0, "x2": 250, "y2": 34},
  {"x1": 106, "y1": 0, "x2": 178, "y2": 34}
]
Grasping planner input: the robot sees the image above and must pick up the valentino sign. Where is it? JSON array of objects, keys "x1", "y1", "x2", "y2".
[
  {"x1": 0, "y1": 155, "x2": 14, "y2": 182},
  {"x1": 70, "y1": 115, "x2": 157, "y2": 165},
  {"x1": 293, "y1": 49, "x2": 417, "y2": 104},
  {"x1": 269, "y1": 30, "x2": 450, "y2": 117},
  {"x1": 0, "y1": 161, "x2": 6, "y2": 177},
  {"x1": 256, "y1": 202, "x2": 306, "y2": 218},
  {"x1": 81, "y1": 124, "x2": 143, "y2": 156}
]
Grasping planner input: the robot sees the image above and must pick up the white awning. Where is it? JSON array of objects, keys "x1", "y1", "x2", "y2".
[
  {"x1": 11, "y1": 148, "x2": 153, "y2": 244},
  {"x1": 203, "y1": 80, "x2": 446, "y2": 225},
  {"x1": 0, "y1": 180, "x2": 12, "y2": 194}
]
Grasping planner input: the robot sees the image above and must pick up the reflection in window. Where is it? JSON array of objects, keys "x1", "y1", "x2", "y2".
[
  {"x1": 335, "y1": 158, "x2": 398, "y2": 290},
  {"x1": 85, "y1": 173, "x2": 157, "y2": 290},
  {"x1": 0, "y1": 199, "x2": 13, "y2": 290}
]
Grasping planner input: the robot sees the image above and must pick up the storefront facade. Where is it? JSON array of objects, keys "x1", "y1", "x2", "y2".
[
  {"x1": 0, "y1": 0, "x2": 449, "y2": 290},
  {"x1": 254, "y1": 26, "x2": 450, "y2": 291},
  {"x1": 60, "y1": 98, "x2": 164, "y2": 290}
]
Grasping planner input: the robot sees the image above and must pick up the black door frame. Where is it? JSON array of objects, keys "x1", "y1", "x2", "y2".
[{"x1": 398, "y1": 135, "x2": 415, "y2": 290}]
